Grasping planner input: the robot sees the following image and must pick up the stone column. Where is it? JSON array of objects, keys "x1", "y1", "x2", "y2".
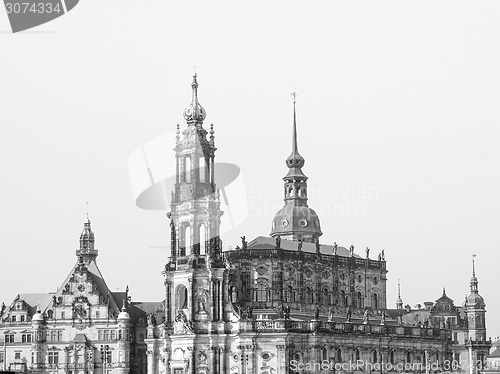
[
  {"x1": 218, "y1": 278, "x2": 224, "y2": 322},
  {"x1": 187, "y1": 347, "x2": 195, "y2": 374},
  {"x1": 146, "y1": 350, "x2": 154, "y2": 374},
  {"x1": 163, "y1": 348, "x2": 171, "y2": 374},
  {"x1": 219, "y1": 347, "x2": 226, "y2": 373}
]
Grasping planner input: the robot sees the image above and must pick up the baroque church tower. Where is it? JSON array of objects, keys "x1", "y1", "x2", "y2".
[
  {"x1": 168, "y1": 73, "x2": 223, "y2": 265},
  {"x1": 152, "y1": 75, "x2": 228, "y2": 374}
]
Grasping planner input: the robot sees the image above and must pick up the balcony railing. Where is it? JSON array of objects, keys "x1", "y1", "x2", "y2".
[{"x1": 249, "y1": 319, "x2": 445, "y2": 339}]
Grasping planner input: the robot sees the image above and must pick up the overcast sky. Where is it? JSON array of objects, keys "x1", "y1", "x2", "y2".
[{"x1": 1, "y1": 1, "x2": 499, "y2": 336}]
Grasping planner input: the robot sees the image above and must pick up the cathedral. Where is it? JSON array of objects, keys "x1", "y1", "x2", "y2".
[{"x1": 0, "y1": 75, "x2": 493, "y2": 374}]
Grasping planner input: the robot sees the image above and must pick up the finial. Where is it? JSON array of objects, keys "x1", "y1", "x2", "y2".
[
  {"x1": 291, "y1": 92, "x2": 298, "y2": 155},
  {"x1": 398, "y1": 279, "x2": 401, "y2": 297},
  {"x1": 183, "y1": 74, "x2": 206, "y2": 122},
  {"x1": 122, "y1": 299, "x2": 126, "y2": 312},
  {"x1": 443, "y1": 287, "x2": 446, "y2": 295},
  {"x1": 209, "y1": 124, "x2": 215, "y2": 145},
  {"x1": 472, "y1": 254, "x2": 476, "y2": 276},
  {"x1": 126, "y1": 285, "x2": 129, "y2": 293}
]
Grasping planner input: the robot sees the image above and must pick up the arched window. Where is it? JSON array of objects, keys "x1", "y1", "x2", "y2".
[
  {"x1": 336, "y1": 348, "x2": 342, "y2": 362},
  {"x1": 406, "y1": 351, "x2": 411, "y2": 364},
  {"x1": 198, "y1": 156, "x2": 205, "y2": 182},
  {"x1": 305, "y1": 287, "x2": 313, "y2": 304},
  {"x1": 322, "y1": 348, "x2": 328, "y2": 361},
  {"x1": 357, "y1": 292, "x2": 363, "y2": 308},
  {"x1": 230, "y1": 285, "x2": 238, "y2": 303},
  {"x1": 373, "y1": 349, "x2": 378, "y2": 363},
  {"x1": 340, "y1": 291, "x2": 346, "y2": 306},
  {"x1": 185, "y1": 156, "x2": 191, "y2": 182},
  {"x1": 390, "y1": 350, "x2": 395, "y2": 365},
  {"x1": 256, "y1": 281, "x2": 270, "y2": 302},
  {"x1": 372, "y1": 293, "x2": 378, "y2": 309},
  {"x1": 323, "y1": 288, "x2": 330, "y2": 305},
  {"x1": 355, "y1": 349, "x2": 360, "y2": 361},
  {"x1": 176, "y1": 284, "x2": 188, "y2": 310},
  {"x1": 285, "y1": 286, "x2": 294, "y2": 303}
]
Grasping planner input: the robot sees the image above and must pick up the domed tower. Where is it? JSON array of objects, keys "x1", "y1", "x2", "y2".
[
  {"x1": 270, "y1": 95, "x2": 322, "y2": 243},
  {"x1": 169, "y1": 73, "x2": 223, "y2": 263},
  {"x1": 466, "y1": 256, "x2": 487, "y2": 342},
  {"x1": 116, "y1": 302, "x2": 131, "y2": 374},
  {"x1": 465, "y1": 256, "x2": 491, "y2": 374},
  {"x1": 30, "y1": 308, "x2": 45, "y2": 372}
]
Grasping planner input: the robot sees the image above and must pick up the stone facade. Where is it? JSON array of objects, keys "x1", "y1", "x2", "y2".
[
  {"x1": 0, "y1": 219, "x2": 159, "y2": 374},
  {"x1": 0, "y1": 75, "x2": 492, "y2": 374},
  {"x1": 143, "y1": 76, "x2": 492, "y2": 374}
]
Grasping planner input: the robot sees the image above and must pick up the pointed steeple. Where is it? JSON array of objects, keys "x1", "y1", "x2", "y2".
[
  {"x1": 396, "y1": 279, "x2": 403, "y2": 309},
  {"x1": 270, "y1": 94, "x2": 322, "y2": 243},
  {"x1": 285, "y1": 93, "x2": 307, "y2": 181},
  {"x1": 470, "y1": 254, "x2": 478, "y2": 292}
]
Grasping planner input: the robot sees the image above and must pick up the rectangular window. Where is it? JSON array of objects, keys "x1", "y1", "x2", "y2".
[
  {"x1": 6, "y1": 334, "x2": 14, "y2": 343},
  {"x1": 15, "y1": 352, "x2": 21, "y2": 360},
  {"x1": 20, "y1": 315, "x2": 25, "y2": 322},
  {"x1": 48, "y1": 352, "x2": 59, "y2": 365},
  {"x1": 110, "y1": 330, "x2": 116, "y2": 341},
  {"x1": 98, "y1": 330, "x2": 103, "y2": 341},
  {"x1": 61, "y1": 311, "x2": 65, "y2": 319},
  {"x1": 106, "y1": 351, "x2": 112, "y2": 363},
  {"x1": 57, "y1": 330, "x2": 62, "y2": 341},
  {"x1": 96, "y1": 311, "x2": 100, "y2": 319},
  {"x1": 104, "y1": 330, "x2": 109, "y2": 341},
  {"x1": 11, "y1": 315, "x2": 16, "y2": 322}
]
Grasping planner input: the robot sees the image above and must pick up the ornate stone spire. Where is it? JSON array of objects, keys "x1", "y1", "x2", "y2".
[
  {"x1": 285, "y1": 93, "x2": 306, "y2": 180},
  {"x1": 470, "y1": 254, "x2": 479, "y2": 292},
  {"x1": 396, "y1": 279, "x2": 403, "y2": 309},
  {"x1": 77, "y1": 216, "x2": 97, "y2": 262},
  {"x1": 183, "y1": 73, "x2": 206, "y2": 123}
]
